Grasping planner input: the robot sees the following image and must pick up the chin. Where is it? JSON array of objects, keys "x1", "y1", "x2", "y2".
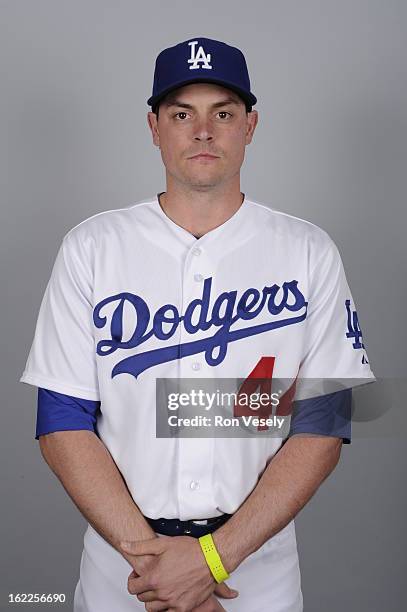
[
  {"x1": 189, "y1": 169, "x2": 223, "y2": 181},
  {"x1": 188, "y1": 175, "x2": 223, "y2": 187}
]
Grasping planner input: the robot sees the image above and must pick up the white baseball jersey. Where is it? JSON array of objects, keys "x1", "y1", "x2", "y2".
[{"x1": 20, "y1": 193, "x2": 375, "y2": 612}]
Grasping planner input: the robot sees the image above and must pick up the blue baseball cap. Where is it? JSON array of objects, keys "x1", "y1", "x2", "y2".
[{"x1": 147, "y1": 37, "x2": 257, "y2": 113}]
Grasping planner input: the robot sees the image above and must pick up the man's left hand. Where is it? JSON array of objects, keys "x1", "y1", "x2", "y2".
[{"x1": 120, "y1": 535, "x2": 221, "y2": 611}]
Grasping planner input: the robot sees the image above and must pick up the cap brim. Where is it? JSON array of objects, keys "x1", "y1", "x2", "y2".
[{"x1": 147, "y1": 76, "x2": 257, "y2": 109}]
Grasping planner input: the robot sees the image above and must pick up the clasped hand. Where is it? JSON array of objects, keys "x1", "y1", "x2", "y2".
[{"x1": 120, "y1": 535, "x2": 239, "y2": 611}]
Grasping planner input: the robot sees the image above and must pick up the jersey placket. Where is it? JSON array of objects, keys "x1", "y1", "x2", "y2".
[{"x1": 175, "y1": 242, "x2": 217, "y2": 520}]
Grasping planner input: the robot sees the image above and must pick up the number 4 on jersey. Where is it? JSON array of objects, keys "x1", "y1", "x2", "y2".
[{"x1": 233, "y1": 357, "x2": 297, "y2": 431}]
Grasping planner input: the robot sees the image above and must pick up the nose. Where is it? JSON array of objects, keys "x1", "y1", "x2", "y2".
[{"x1": 193, "y1": 117, "x2": 214, "y2": 142}]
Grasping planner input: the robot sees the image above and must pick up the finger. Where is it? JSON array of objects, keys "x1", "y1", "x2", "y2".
[
  {"x1": 120, "y1": 536, "x2": 167, "y2": 556},
  {"x1": 136, "y1": 589, "x2": 160, "y2": 603},
  {"x1": 127, "y1": 574, "x2": 153, "y2": 595},
  {"x1": 128, "y1": 568, "x2": 140, "y2": 579},
  {"x1": 214, "y1": 581, "x2": 239, "y2": 598},
  {"x1": 145, "y1": 600, "x2": 168, "y2": 611},
  {"x1": 130, "y1": 554, "x2": 157, "y2": 576}
]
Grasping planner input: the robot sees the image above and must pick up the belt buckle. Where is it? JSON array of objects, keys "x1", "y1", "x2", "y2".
[{"x1": 184, "y1": 518, "x2": 208, "y2": 535}]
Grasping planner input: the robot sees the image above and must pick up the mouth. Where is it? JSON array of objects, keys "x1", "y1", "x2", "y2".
[{"x1": 189, "y1": 153, "x2": 220, "y2": 160}]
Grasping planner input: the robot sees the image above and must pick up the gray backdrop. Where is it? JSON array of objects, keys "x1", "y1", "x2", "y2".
[{"x1": 2, "y1": 1, "x2": 406, "y2": 610}]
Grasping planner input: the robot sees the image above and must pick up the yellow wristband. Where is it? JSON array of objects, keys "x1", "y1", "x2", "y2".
[{"x1": 198, "y1": 533, "x2": 230, "y2": 583}]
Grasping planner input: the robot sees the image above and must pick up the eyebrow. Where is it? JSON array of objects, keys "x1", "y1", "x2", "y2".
[{"x1": 163, "y1": 96, "x2": 242, "y2": 110}]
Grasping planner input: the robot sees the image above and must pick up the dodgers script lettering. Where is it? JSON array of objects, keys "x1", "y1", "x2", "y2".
[{"x1": 93, "y1": 276, "x2": 308, "y2": 378}]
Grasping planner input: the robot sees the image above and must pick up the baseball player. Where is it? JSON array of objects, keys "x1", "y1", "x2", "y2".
[{"x1": 20, "y1": 37, "x2": 375, "y2": 612}]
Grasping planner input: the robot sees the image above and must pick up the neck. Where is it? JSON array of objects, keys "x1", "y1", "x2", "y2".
[{"x1": 157, "y1": 183, "x2": 245, "y2": 238}]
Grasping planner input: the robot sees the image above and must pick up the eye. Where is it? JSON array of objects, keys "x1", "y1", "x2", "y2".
[
  {"x1": 174, "y1": 111, "x2": 189, "y2": 120},
  {"x1": 217, "y1": 111, "x2": 232, "y2": 119}
]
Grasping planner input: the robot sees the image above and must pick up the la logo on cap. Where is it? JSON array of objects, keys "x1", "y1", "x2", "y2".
[{"x1": 187, "y1": 40, "x2": 212, "y2": 70}]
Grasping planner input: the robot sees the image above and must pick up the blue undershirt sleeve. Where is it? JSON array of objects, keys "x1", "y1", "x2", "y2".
[
  {"x1": 288, "y1": 388, "x2": 352, "y2": 444},
  {"x1": 35, "y1": 387, "x2": 101, "y2": 440}
]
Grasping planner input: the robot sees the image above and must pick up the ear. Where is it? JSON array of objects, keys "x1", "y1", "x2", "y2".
[
  {"x1": 245, "y1": 110, "x2": 259, "y2": 145},
  {"x1": 147, "y1": 111, "x2": 160, "y2": 148}
]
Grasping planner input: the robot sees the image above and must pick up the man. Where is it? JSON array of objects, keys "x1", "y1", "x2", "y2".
[{"x1": 20, "y1": 37, "x2": 375, "y2": 611}]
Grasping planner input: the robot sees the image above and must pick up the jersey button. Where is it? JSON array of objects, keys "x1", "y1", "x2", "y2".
[
  {"x1": 192, "y1": 247, "x2": 202, "y2": 256},
  {"x1": 190, "y1": 480, "x2": 200, "y2": 490},
  {"x1": 194, "y1": 273, "x2": 203, "y2": 282},
  {"x1": 191, "y1": 362, "x2": 201, "y2": 371}
]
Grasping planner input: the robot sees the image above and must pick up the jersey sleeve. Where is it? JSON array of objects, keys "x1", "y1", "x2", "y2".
[
  {"x1": 19, "y1": 230, "x2": 100, "y2": 400},
  {"x1": 295, "y1": 234, "x2": 376, "y2": 401}
]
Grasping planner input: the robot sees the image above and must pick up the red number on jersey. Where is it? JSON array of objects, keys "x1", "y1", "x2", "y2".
[{"x1": 234, "y1": 357, "x2": 297, "y2": 431}]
